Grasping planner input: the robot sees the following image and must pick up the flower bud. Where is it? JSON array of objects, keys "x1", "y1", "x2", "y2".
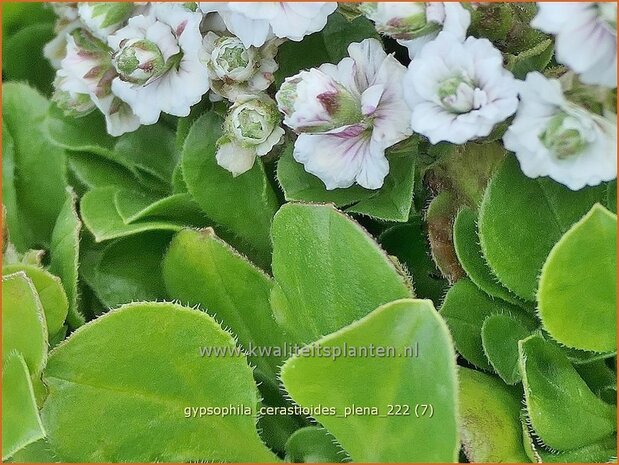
[
  {"x1": 539, "y1": 111, "x2": 593, "y2": 159},
  {"x1": 210, "y1": 36, "x2": 257, "y2": 82},
  {"x1": 113, "y1": 39, "x2": 167, "y2": 85},
  {"x1": 226, "y1": 97, "x2": 280, "y2": 146},
  {"x1": 78, "y1": 3, "x2": 134, "y2": 39},
  {"x1": 276, "y1": 69, "x2": 362, "y2": 133},
  {"x1": 437, "y1": 74, "x2": 483, "y2": 114},
  {"x1": 359, "y1": 3, "x2": 438, "y2": 40},
  {"x1": 52, "y1": 75, "x2": 96, "y2": 117}
]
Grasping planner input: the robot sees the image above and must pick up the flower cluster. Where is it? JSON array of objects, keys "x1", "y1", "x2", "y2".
[
  {"x1": 48, "y1": 1, "x2": 336, "y2": 173},
  {"x1": 47, "y1": 2, "x2": 617, "y2": 191}
]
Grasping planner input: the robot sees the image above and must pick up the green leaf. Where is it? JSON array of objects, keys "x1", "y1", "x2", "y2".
[
  {"x1": 2, "y1": 352, "x2": 46, "y2": 460},
  {"x1": 507, "y1": 38, "x2": 555, "y2": 80},
  {"x1": 281, "y1": 299, "x2": 459, "y2": 462},
  {"x1": 162, "y1": 228, "x2": 287, "y2": 378},
  {"x1": 94, "y1": 232, "x2": 171, "y2": 308},
  {"x1": 440, "y1": 278, "x2": 537, "y2": 371},
  {"x1": 458, "y1": 367, "x2": 529, "y2": 462},
  {"x1": 67, "y1": 151, "x2": 139, "y2": 192},
  {"x1": 538, "y1": 204, "x2": 617, "y2": 352},
  {"x1": 453, "y1": 207, "x2": 526, "y2": 308},
  {"x1": 46, "y1": 104, "x2": 117, "y2": 160},
  {"x1": 3, "y1": 23, "x2": 55, "y2": 95},
  {"x1": 2, "y1": 272, "x2": 48, "y2": 375},
  {"x1": 478, "y1": 156, "x2": 606, "y2": 301},
  {"x1": 346, "y1": 147, "x2": 416, "y2": 222},
  {"x1": 3, "y1": 83, "x2": 67, "y2": 250},
  {"x1": 276, "y1": 143, "x2": 373, "y2": 207},
  {"x1": 49, "y1": 188, "x2": 85, "y2": 329},
  {"x1": 81, "y1": 187, "x2": 184, "y2": 242},
  {"x1": 284, "y1": 427, "x2": 345, "y2": 463},
  {"x1": 114, "y1": 190, "x2": 207, "y2": 225},
  {"x1": 271, "y1": 203, "x2": 412, "y2": 343},
  {"x1": 481, "y1": 314, "x2": 531, "y2": 385},
  {"x1": 3, "y1": 264, "x2": 68, "y2": 339},
  {"x1": 379, "y1": 219, "x2": 448, "y2": 303},
  {"x1": 41, "y1": 302, "x2": 279, "y2": 463},
  {"x1": 518, "y1": 335, "x2": 617, "y2": 450},
  {"x1": 114, "y1": 124, "x2": 178, "y2": 185},
  {"x1": 181, "y1": 112, "x2": 279, "y2": 267}
]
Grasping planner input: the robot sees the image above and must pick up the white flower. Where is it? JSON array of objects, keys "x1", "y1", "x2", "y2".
[
  {"x1": 109, "y1": 5, "x2": 210, "y2": 125},
  {"x1": 216, "y1": 95, "x2": 285, "y2": 176},
  {"x1": 503, "y1": 72, "x2": 616, "y2": 190},
  {"x1": 276, "y1": 38, "x2": 412, "y2": 190},
  {"x1": 57, "y1": 29, "x2": 140, "y2": 136},
  {"x1": 360, "y1": 2, "x2": 470, "y2": 59},
  {"x1": 202, "y1": 31, "x2": 280, "y2": 102},
  {"x1": 199, "y1": 2, "x2": 337, "y2": 47},
  {"x1": 403, "y1": 32, "x2": 518, "y2": 145},
  {"x1": 531, "y1": 2, "x2": 616, "y2": 88},
  {"x1": 77, "y1": 2, "x2": 135, "y2": 41}
]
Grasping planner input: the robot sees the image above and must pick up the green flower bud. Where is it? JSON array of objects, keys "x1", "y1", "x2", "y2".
[
  {"x1": 359, "y1": 2, "x2": 440, "y2": 40},
  {"x1": 539, "y1": 111, "x2": 591, "y2": 159},
  {"x1": 438, "y1": 75, "x2": 478, "y2": 114},
  {"x1": 52, "y1": 85, "x2": 96, "y2": 118},
  {"x1": 210, "y1": 36, "x2": 257, "y2": 82},
  {"x1": 79, "y1": 2, "x2": 134, "y2": 30},
  {"x1": 113, "y1": 39, "x2": 167, "y2": 85},
  {"x1": 226, "y1": 97, "x2": 280, "y2": 145}
]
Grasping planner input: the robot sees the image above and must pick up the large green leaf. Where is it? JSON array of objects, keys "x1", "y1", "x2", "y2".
[
  {"x1": 478, "y1": 156, "x2": 607, "y2": 301},
  {"x1": 181, "y1": 112, "x2": 279, "y2": 267},
  {"x1": 538, "y1": 204, "x2": 617, "y2": 352},
  {"x1": 281, "y1": 299, "x2": 459, "y2": 462},
  {"x1": 49, "y1": 188, "x2": 85, "y2": 329},
  {"x1": 519, "y1": 335, "x2": 617, "y2": 450},
  {"x1": 2, "y1": 352, "x2": 46, "y2": 460},
  {"x1": 80, "y1": 187, "x2": 184, "y2": 242},
  {"x1": 162, "y1": 228, "x2": 287, "y2": 378},
  {"x1": 94, "y1": 232, "x2": 171, "y2": 308},
  {"x1": 458, "y1": 368, "x2": 529, "y2": 462},
  {"x1": 440, "y1": 278, "x2": 537, "y2": 371},
  {"x1": 3, "y1": 264, "x2": 68, "y2": 339},
  {"x1": 453, "y1": 207, "x2": 525, "y2": 308},
  {"x1": 271, "y1": 203, "x2": 412, "y2": 343},
  {"x1": 41, "y1": 302, "x2": 278, "y2": 462},
  {"x1": 2, "y1": 272, "x2": 48, "y2": 375},
  {"x1": 3, "y1": 83, "x2": 67, "y2": 250}
]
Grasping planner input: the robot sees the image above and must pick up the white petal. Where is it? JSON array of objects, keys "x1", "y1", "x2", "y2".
[{"x1": 216, "y1": 141, "x2": 257, "y2": 177}]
